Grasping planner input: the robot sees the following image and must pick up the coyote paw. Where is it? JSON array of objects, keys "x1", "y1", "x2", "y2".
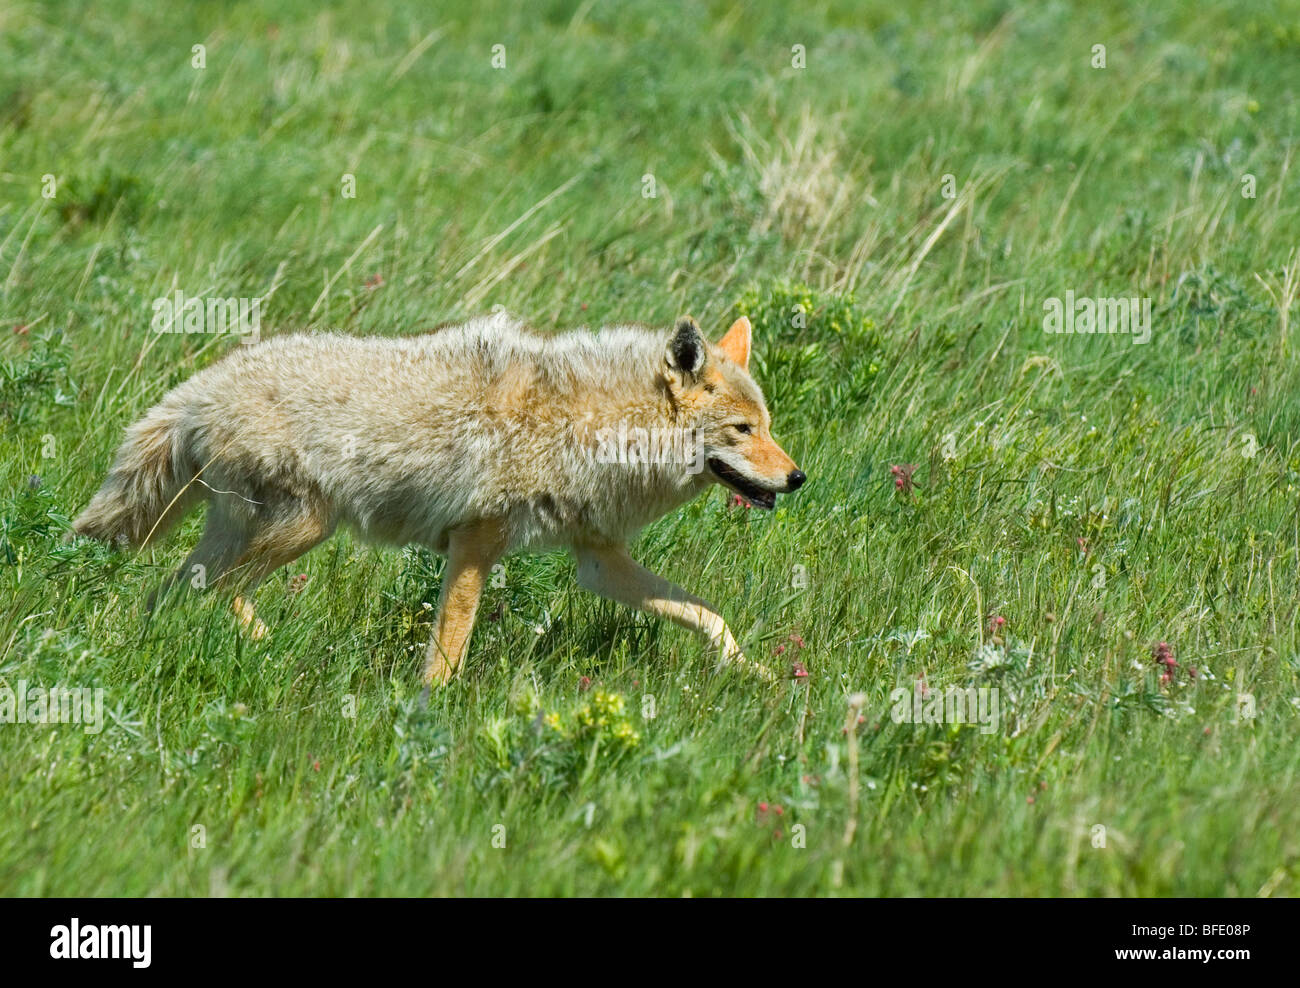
[
  {"x1": 232, "y1": 597, "x2": 269, "y2": 641},
  {"x1": 422, "y1": 651, "x2": 455, "y2": 688},
  {"x1": 711, "y1": 631, "x2": 778, "y2": 683}
]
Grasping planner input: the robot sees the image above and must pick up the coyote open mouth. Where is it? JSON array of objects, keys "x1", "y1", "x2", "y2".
[{"x1": 707, "y1": 457, "x2": 777, "y2": 510}]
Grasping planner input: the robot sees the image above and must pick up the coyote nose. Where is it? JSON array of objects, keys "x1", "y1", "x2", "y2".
[{"x1": 786, "y1": 469, "x2": 806, "y2": 491}]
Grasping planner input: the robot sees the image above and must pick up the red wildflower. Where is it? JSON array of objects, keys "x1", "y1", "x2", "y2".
[
  {"x1": 889, "y1": 463, "x2": 916, "y2": 495},
  {"x1": 1152, "y1": 642, "x2": 1178, "y2": 683}
]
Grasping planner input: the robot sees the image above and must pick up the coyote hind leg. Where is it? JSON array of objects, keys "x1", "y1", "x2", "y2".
[
  {"x1": 151, "y1": 493, "x2": 335, "y2": 640},
  {"x1": 147, "y1": 498, "x2": 253, "y2": 610},
  {"x1": 226, "y1": 495, "x2": 336, "y2": 638},
  {"x1": 235, "y1": 495, "x2": 336, "y2": 587}
]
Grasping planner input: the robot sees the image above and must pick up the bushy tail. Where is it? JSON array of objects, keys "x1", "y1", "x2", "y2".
[{"x1": 72, "y1": 401, "x2": 203, "y2": 547}]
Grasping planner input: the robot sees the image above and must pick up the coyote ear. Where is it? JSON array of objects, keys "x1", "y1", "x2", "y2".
[
  {"x1": 665, "y1": 316, "x2": 707, "y2": 378},
  {"x1": 717, "y1": 316, "x2": 751, "y2": 370}
]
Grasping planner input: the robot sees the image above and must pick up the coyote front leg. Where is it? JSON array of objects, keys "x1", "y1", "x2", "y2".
[
  {"x1": 575, "y1": 544, "x2": 775, "y2": 682},
  {"x1": 423, "y1": 519, "x2": 507, "y2": 687}
]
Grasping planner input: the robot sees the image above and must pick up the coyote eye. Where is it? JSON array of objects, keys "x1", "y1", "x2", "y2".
[{"x1": 733, "y1": 423, "x2": 752, "y2": 435}]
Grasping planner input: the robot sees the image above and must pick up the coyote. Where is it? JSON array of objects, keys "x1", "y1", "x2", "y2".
[{"x1": 73, "y1": 313, "x2": 806, "y2": 684}]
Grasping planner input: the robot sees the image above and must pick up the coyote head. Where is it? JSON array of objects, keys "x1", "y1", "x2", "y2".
[{"x1": 663, "y1": 315, "x2": 805, "y2": 510}]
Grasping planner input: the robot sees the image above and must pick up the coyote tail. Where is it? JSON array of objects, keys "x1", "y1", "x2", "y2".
[{"x1": 71, "y1": 401, "x2": 202, "y2": 547}]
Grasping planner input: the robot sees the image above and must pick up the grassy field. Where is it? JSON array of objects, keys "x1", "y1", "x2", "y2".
[{"x1": 2, "y1": 0, "x2": 1299, "y2": 896}]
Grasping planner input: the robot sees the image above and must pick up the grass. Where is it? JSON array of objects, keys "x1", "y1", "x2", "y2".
[{"x1": 1, "y1": 0, "x2": 1299, "y2": 896}]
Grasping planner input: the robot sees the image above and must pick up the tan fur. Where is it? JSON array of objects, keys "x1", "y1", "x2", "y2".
[
  {"x1": 424, "y1": 518, "x2": 509, "y2": 684},
  {"x1": 574, "y1": 543, "x2": 775, "y2": 682},
  {"x1": 717, "y1": 316, "x2": 752, "y2": 368},
  {"x1": 72, "y1": 312, "x2": 805, "y2": 683}
]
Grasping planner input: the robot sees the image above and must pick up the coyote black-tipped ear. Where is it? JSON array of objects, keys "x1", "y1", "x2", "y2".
[{"x1": 666, "y1": 316, "x2": 707, "y2": 377}]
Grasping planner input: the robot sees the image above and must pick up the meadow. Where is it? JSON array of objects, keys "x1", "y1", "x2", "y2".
[{"x1": 1, "y1": 0, "x2": 1298, "y2": 895}]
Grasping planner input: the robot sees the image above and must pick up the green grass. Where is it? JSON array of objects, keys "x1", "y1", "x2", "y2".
[{"x1": 2, "y1": 0, "x2": 1299, "y2": 896}]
